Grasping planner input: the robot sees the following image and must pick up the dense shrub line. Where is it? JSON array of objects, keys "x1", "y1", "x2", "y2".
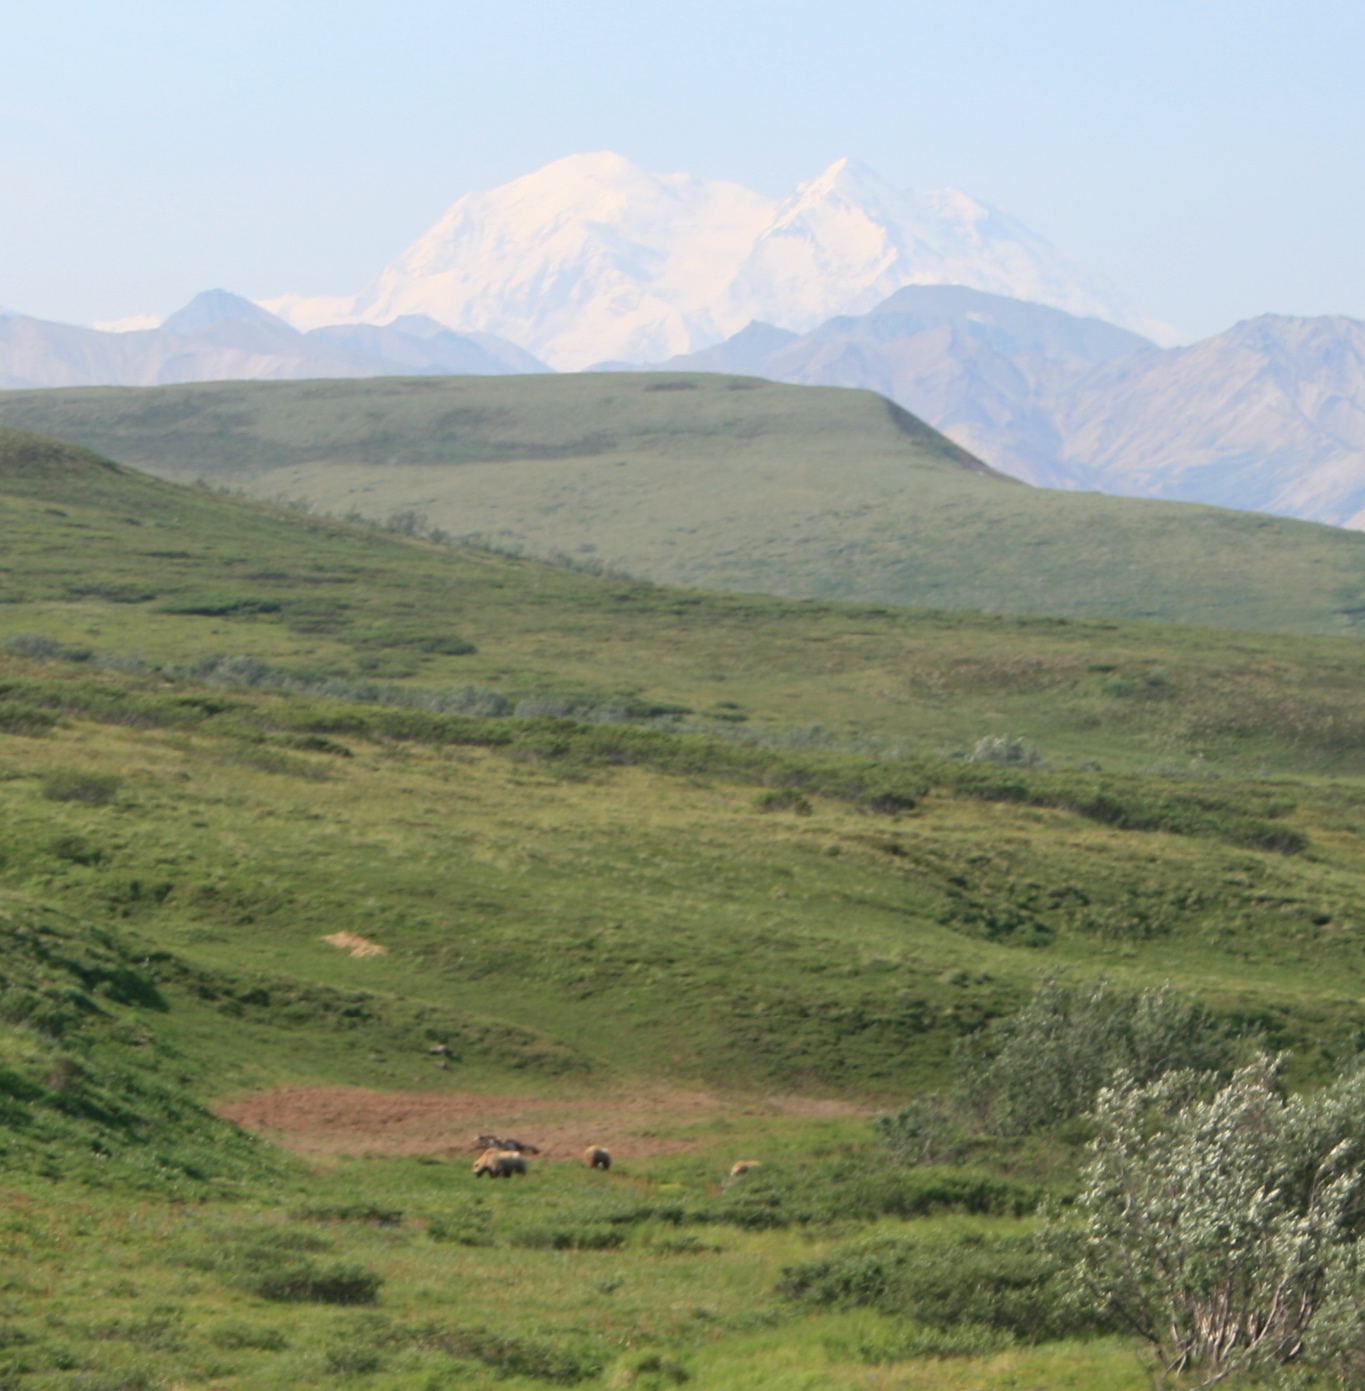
[
  {"x1": 940, "y1": 762, "x2": 1307, "y2": 853},
  {"x1": 0, "y1": 653, "x2": 1309, "y2": 850}
]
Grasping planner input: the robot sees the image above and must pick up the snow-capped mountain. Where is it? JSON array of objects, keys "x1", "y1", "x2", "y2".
[
  {"x1": 262, "y1": 152, "x2": 1168, "y2": 369},
  {"x1": 723, "y1": 159, "x2": 1169, "y2": 343}
]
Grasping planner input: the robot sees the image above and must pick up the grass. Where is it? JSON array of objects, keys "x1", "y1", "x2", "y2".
[
  {"x1": 2, "y1": 423, "x2": 1365, "y2": 1384},
  {"x1": 0, "y1": 1156, "x2": 1150, "y2": 1391},
  {"x1": 5, "y1": 374, "x2": 1365, "y2": 634}
]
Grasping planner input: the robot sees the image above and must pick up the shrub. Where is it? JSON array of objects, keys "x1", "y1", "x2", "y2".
[
  {"x1": 407, "y1": 1323, "x2": 606, "y2": 1382},
  {"x1": 292, "y1": 1203, "x2": 402, "y2": 1226},
  {"x1": 41, "y1": 771, "x2": 121, "y2": 804},
  {"x1": 325, "y1": 1344, "x2": 383, "y2": 1375},
  {"x1": 427, "y1": 1216, "x2": 495, "y2": 1246},
  {"x1": 0, "y1": 701, "x2": 57, "y2": 736},
  {"x1": 1056, "y1": 1056, "x2": 1365, "y2": 1386},
  {"x1": 247, "y1": 1260, "x2": 382, "y2": 1305},
  {"x1": 48, "y1": 835, "x2": 105, "y2": 865},
  {"x1": 207, "y1": 1322, "x2": 289, "y2": 1351},
  {"x1": 511, "y1": 1225, "x2": 626, "y2": 1251},
  {"x1": 953, "y1": 972, "x2": 1239, "y2": 1137},
  {"x1": 825, "y1": 1320, "x2": 1014, "y2": 1362},
  {"x1": 872, "y1": 1094, "x2": 959, "y2": 1165},
  {"x1": 3, "y1": 633, "x2": 92, "y2": 662},
  {"x1": 754, "y1": 788, "x2": 812, "y2": 815},
  {"x1": 969, "y1": 735, "x2": 1039, "y2": 767},
  {"x1": 608, "y1": 1351, "x2": 691, "y2": 1386},
  {"x1": 778, "y1": 1229, "x2": 1099, "y2": 1342}
]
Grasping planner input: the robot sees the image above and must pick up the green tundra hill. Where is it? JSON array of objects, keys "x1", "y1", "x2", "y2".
[
  {"x1": 4, "y1": 425, "x2": 1365, "y2": 1388},
  {"x1": 6, "y1": 373, "x2": 1365, "y2": 636}
]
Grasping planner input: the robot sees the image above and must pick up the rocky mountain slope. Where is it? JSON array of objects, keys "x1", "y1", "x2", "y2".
[
  {"x1": 0, "y1": 290, "x2": 545, "y2": 389},
  {"x1": 1047, "y1": 314, "x2": 1365, "y2": 526},
  {"x1": 262, "y1": 152, "x2": 1162, "y2": 368}
]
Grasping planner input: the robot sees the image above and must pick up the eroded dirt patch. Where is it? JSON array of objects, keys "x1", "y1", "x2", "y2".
[{"x1": 215, "y1": 1086, "x2": 866, "y2": 1162}]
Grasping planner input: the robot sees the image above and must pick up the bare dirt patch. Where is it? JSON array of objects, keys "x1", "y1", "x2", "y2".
[
  {"x1": 215, "y1": 1086, "x2": 867, "y2": 1162},
  {"x1": 320, "y1": 931, "x2": 387, "y2": 958}
]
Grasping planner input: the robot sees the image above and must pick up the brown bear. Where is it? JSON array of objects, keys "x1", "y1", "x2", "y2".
[{"x1": 472, "y1": 1148, "x2": 528, "y2": 1178}]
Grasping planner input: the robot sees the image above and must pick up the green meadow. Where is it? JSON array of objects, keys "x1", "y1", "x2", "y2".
[
  {"x1": 2, "y1": 423, "x2": 1365, "y2": 1386},
  {"x1": 7, "y1": 373, "x2": 1365, "y2": 633}
]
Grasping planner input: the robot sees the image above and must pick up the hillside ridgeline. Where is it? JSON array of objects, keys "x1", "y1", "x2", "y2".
[{"x1": 6, "y1": 375, "x2": 1365, "y2": 635}]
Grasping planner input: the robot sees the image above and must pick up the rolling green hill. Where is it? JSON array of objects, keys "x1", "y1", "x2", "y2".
[
  {"x1": 6, "y1": 425, "x2": 1365, "y2": 1388},
  {"x1": 6, "y1": 373, "x2": 1365, "y2": 636}
]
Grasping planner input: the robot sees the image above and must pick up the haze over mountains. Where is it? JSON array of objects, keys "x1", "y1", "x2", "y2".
[
  {"x1": 0, "y1": 290, "x2": 546, "y2": 389},
  {"x1": 654, "y1": 288, "x2": 1365, "y2": 528},
  {"x1": 4, "y1": 151, "x2": 1365, "y2": 530},
  {"x1": 263, "y1": 152, "x2": 1166, "y2": 368}
]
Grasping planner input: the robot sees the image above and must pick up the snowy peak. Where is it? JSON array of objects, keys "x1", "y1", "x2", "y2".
[
  {"x1": 263, "y1": 153, "x2": 1172, "y2": 368},
  {"x1": 728, "y1": 158, "x2": 1148, "y2": 335},
  {"x1": 337, "y1": 152, "x2": 774, "y2": 368}
]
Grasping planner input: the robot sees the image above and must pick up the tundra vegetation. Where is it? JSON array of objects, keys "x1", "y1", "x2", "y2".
[
  {"x1": 6, "y1": 424, "x2": 1365, "y2": 1386},
  {"x1": 9, "y1": 374, "x2": 1365, "y2": 635}
]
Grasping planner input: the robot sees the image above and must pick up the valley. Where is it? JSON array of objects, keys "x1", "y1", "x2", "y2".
[{"x1": 4, "y1": 421, "x2": 1365, "y2": 1387}]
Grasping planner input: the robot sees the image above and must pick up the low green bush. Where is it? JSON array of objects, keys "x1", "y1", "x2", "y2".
[
  {"x1": 511, "y1": 1225, "x2": 626, "y2": 1251},
  {"x1": 754, "y1": 788, "x2": 812, "y2": 815},
  {"x1": 824, "y1": 1320, "x2": 1014, "y2": 1363},
  {"x1": 48, "y1": 834, "x2": 105, "y2": 865},
  {"x1": 952, "y1": 973, "x2": 1240, "y2": 1137},
  {"x1": 206, "y1": 1322, "x2": 289, "y2": 1351},
  {"x1": 940, "y1": 762, "x2": 1307, "y2": 853},
  {"x1": 293, "y1": 1203, "x2": 402, "y2": 1227},
  {"x1": 248, "y1": 1260, "x2": 382, "y2": 1305},
  {"x1": 778, "y1": 1229, "x2": 1102, "y2": 1342},
  {"x1": 325, "y1": 1344, "x2": 383, "y2": 1375},
  {"x1": 403, "y1": 1323, "x2": 607, "y2": 1383},
  {"x1": 0, "y1": 701, "x2": 57, "y2": 735},
  {"x1": 426, "y1": 1215, "x2": 495, "y2": 1246},
  {"x1": 41, "y1": 770, "x2": 121, "y2": 804}
]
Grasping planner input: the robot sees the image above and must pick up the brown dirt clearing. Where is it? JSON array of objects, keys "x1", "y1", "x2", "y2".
[{"x1": 215, "y1": 1086, "x2": 867, "y2": 1162}]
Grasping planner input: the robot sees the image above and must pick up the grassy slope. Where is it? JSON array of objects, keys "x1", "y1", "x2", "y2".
[
  {"x1": 5, "y1": 374, "x2": 1365, "y2": 635},
  {"x1": 4, "y1": 427, "x2": 1365, "y2": 1386}
]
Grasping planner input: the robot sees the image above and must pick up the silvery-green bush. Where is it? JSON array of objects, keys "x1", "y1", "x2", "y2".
[
  {"x1": 954, "y1": 972, "x2": 1236, "y2": 1137},
  {"x1": 968, "y1": 735, "x2": 1039, "y2": 766},
  {"x1": 1058, "y1": 1057, "x2": 1365, "y2": 1388}
]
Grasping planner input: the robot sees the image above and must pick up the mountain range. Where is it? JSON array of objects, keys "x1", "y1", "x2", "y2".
[
  {"x1": 262, "y1": 152, "x2": 1168, "y2": 367},
  {"x1": 0, "y1": 290, "x2": 546, "y2": 389},
  {"x1": 4, "y1": 151, "x2": 1365, "y2": 530},
  {"x1": 651, "y1": 288, "x2": 1365, "y2": 528}
]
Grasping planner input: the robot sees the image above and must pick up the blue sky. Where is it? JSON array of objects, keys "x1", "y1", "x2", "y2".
[{"x1": 4, "y1": 0, "x2": 1362, "y2": 340}]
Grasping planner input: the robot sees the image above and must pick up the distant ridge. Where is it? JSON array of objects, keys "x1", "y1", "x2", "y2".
[
  {"x1": 653, "y1": 287, "x2": 1365, "y2": 530},
  {"x1": 0, "y1": 291, "x2": 548, "y2": 390}
]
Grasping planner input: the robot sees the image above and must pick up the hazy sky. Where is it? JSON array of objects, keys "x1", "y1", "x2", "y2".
[{"x1": 4, "y1": 0, "x2": 1361, "y2": 340}]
